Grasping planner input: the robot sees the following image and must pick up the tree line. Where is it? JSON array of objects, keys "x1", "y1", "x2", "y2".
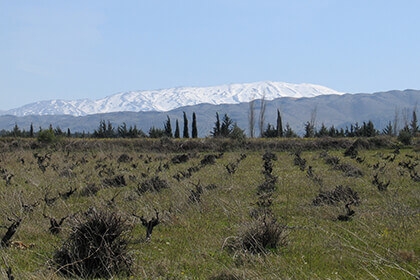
[{"x1": 0, "y1": 107, "x2": 418, "y2": 141}]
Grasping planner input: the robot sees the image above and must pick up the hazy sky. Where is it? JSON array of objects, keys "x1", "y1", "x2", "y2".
[{"x1": 1, "y1": 0, "x2": 420, "y2": 110}]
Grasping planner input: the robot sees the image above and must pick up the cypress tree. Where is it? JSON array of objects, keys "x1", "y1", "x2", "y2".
[
  {"x1": 183, "y1": 112, "x2": 189, "y2": 138},
  {"x1": 29, "y1": 123, "x2": 34, "y2": 137},
  {"x1": 411, "y1": 109, "x2": 418, "y2": 135},
  {"x1": 164, "y1": 116, "x2": 173, "y2": 137},
  {"x1": 67, "y1": 128, "x2": 71, "y2": 137},
  {"x1": 174, "y1": 119, "x2": 180, "y2": 138},
  {"x1": 12, "y1": 123, "x2": 20, "y2": 137},
  {"x1": 276, "y1": 109, "x2": 283, "y2": 137},
  {"x1": 192, "y1": 112, "x2": 198, "y2": 138},
  {"x1": 212, "y1": 112, "x2": 221, "y2": 137}
]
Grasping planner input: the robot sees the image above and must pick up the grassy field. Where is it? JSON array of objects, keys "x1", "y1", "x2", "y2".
[{"x1": 0, "y1": 138, "x2": 418, "y2": 279}]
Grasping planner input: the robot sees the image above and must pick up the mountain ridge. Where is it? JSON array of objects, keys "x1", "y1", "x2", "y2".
[{"x1": 3, "y1": 81, "x2": 342, "y2": 116}]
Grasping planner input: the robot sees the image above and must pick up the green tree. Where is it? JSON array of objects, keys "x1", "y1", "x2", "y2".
[
  {"x1": 229, "y1": 123, "x2": 246, "y2": 140},
  {"x1": 192, "y1": 112, "x2": 198, "y2": 138},
  {"x1": 276, "y1": 109, "x2": 283, "y2": 137},
  {"x1": 212, "y1": 113, "x2": 221, "y2": 137},
  {"x1": 164, "y1": 116, "x2": 173, "y2": 138},
  {"x1": 12, "y1": 123, "x2": 21, "y2": 137},
  {"x1": 148, "y1": 127, "x2": 166, "y2": 138},
  {"x1": 174, "y1": 119, "x2": 180, "y2": 138},
  {"x1": 263, "y1": 124, "x2": 277, "y2": 138},
  {"x1": 106, "y1": 121, "x2": 115, "y2": 138},
  {"x1": 382, "y1": 121, "x2": 393, "y2": 136},
  {"x1": 38, "y1": 129, "x2": 56, "y2": 143},
  {"x1": 304, "y1": 121, "x2": 315, "y2": 138},
  {"x1": 93, "y1": 120, "x2": 106, "y2": 138},
  {"x1": 398, "y1": 128, "x2": 412, "y2": 145},
  {"x1": 360, "y1": 121, "x2": 378, "y2": 137},
  {"x1": 284, "y1": 123, "x2": 297, "y2": 138},
  {"x1": 183, "y1": 112, "x2": 189, "y2": 138},
  {"x1": 316, "y1": 123, "x2": 328, "y2": 137},
  {"x1": 54, "y1": 126, "x2": 64, "y2": 136},
  {"x1": 29, "y1": 123, "x2": 34, "y2": 137},
  {"x1": 328, "y1": 125, "x2": 338, "y2": 137},
  {"x1": 220, "y1": 114, "x2": 233, "y2": 137},
  {"x1": 410, "y1": 109, "x2": 418, "y2": 135},
  {"x1": 118, "y1": 123, "x2": 128, "y2": 138}
]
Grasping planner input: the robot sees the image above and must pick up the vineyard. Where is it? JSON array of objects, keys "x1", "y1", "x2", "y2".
[{"x1": 0, "y1": 138, "x2": 418, "y2": 279}]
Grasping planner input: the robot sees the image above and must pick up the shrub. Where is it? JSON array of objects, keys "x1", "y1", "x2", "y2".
[
  {"x1": 137, "y1": 176, "x2": 169, "y2": 194},
  {"x1": 201, "y1": 154, "x2": 216, "y2": 165},
  {"x1": 236, "y1": 215, "x2": 286, "y2": 254},
  {"x1": 334, "y1": 163, "x2": 363, "y2": 177},
  {"x1": 344, "y1": 145, "x2": 358, "y2": 158},
  {"x1": 102, "y1": 175, "x2": 127, "y2": 187},
  {"x1": 313, "y1": 185, "x2": 360, "y2": 206},
  {"x1": 37, "y1": 129, "x2": 56, "y2": 143},
  {"x1": 398, "y1": 130, "x2": 412, "y2": 145},
  {"x1": 171, "y1": 154, "x2": 189, "y2": 164},
  {"x1": 52, "y1": 208, "x2": 132, "y2": 278}
]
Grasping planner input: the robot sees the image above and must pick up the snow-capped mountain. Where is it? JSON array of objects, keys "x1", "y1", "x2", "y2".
[{"x1": 4, "y1": 81, "x2": 343, "y2": 116}]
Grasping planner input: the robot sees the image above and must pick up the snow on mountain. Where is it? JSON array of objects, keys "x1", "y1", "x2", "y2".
[{"x1": 4, "y1": 81, "x2": 343, "y2": 116}]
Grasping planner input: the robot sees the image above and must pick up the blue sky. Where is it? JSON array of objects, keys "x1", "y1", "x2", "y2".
[{"x1": 1, "y1": 0, "x2": 420, "y2": 110}]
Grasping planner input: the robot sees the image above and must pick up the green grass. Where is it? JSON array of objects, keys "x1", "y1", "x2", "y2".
[{"x1": 0, "y1": 141, "x2": 418, "y2": 279}]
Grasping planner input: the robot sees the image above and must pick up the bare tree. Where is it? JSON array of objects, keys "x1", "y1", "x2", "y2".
[
  {"x1": 259, "y1": 95, "x2": 266, "y2": 138},
  {"x1": 393, "y1": 107, "x2": 399, "y2": 136},
  {"x1": 402, "y1": 107, "x2": 410, "y2": 128},
  {"x1": 310, "y1": 105, "x2": 317, "y2": 129},
  {"x1": 248, "y1": 99, "x2": 255, "y2": 138}
]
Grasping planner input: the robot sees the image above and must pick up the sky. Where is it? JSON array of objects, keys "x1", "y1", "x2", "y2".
[{"x1": 1, "y1": 0, "x2": 420, "y2": 110}]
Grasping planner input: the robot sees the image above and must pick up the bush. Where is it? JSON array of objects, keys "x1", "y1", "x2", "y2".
[
  {"x1": 137, "y1": 176, "x2": 169, "y2": 194},
  {"x1": 201, "y1": 154, "x2": 216, "y2": 165},
  {"x1": 229, "y1": 124, "x2": 246, "y2": 141},
  {"x1": 37, "y1": 129, "x2": 56, "y2": 143},
  {"x1": 171, "y1": 154, "x2": 189, "y2": 164},
  {"x1": 398, "y1": 130, "x2": 412, "y2": 145},
  {"x1": 236, "y1": 215, "x2": 286, "y2": 254},
  {"x1": 52, "y1": 208, "x2": 132, "y2": 278},
  {"x1": 102, "y1": 175, "x2": 127, "y2": 187},
  {"x1": 313, "y1": 185, "x2": 360, "y2": 206}
]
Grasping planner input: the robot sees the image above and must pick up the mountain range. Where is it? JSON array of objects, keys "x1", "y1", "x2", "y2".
[
  {"x1": 1, "y1": 89, "x2": 418, "y2": 136},
  {"x1": 2, "y1": 81, "x2": 342, "y2": 116}
]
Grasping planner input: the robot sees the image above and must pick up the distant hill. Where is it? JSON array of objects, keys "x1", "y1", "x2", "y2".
[{"x1": 0, "y1": 90, "x2": 418, "y2": 136}]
